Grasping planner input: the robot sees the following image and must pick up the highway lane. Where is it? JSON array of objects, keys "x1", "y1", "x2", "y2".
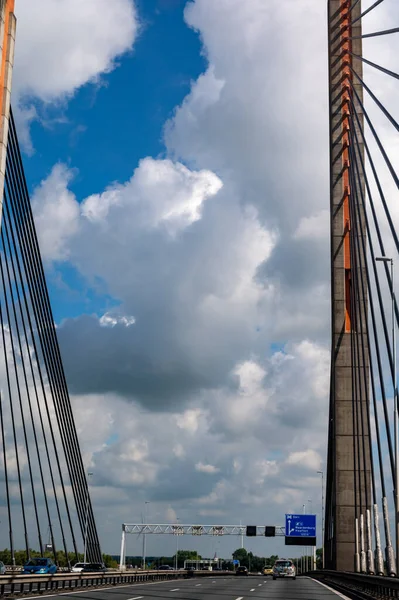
[{"x1": 19, "y1": 576, "x2": 348, "y2": 600}]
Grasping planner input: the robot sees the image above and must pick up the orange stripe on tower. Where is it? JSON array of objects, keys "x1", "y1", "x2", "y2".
[
  {"x1": 341, "y1": 0, "x2": 352, "y2": 332},
  {"x1": 0, "y1": 0, "x2": 16, "y2": 222}
]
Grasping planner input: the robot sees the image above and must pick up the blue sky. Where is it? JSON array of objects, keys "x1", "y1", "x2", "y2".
[{"x1": 22, "y1": 0, "x2": 206, "y2": 323}]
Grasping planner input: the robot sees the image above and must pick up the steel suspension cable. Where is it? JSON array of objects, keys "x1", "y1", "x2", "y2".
[
  {"x1": 348, "y1": 110, "x2": 393, "y2": 487},
  {"x1": 0, "y1": 389, "x2": 14, "y2": 563},
  {"x1": 351, "y1": 27, "x2": 399, "y2": 40},
  {"x1": 348, "y1": 51, "x2": 399, "y2": 82},
  {"x1": 2, "y1": 200, "x2": 75, "y2": 563},
  {"x1": 348, "y1": 90, "x2": 399, "y2": 372},
  {"x1": 0, "y1": 224, "x2": 45, "y2": 555},
  {"x1": 351, "y1": 0, "x2": 386, "y2": 26},
  {"x1": 2, "y1": 198, "x2": 67, "y2": 564},
  {"x1": 4, "y1": 133, "x2": 82, "y2": 561},
  {"x1": 6, "y1": 110, "x2": 101, "y2": 561},
  {"x1": 5, "y1": 123, "x2": 98, "y2": 560},
  {"x1": 349, "y1": 130, "x2": 377, "y2": 510},
  {"x1": 0, "y1": 265, "x2": 30, "y2": 560}
]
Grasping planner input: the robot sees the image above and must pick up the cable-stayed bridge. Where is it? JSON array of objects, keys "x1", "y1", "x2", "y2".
[
  {"x1": 0, "y1": 0, "x2": 101, "y2": 567},
  {"x1": 0, "y1": 0, "x2": 399, "y2": 597}
]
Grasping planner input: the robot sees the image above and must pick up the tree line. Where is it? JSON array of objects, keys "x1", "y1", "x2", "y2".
[
  {"x1": 0, "y1": 549, "x2": 119, "y2": 568},
  {"x1": 232, "y1": 548, "x2": 323, "y2": 571}
]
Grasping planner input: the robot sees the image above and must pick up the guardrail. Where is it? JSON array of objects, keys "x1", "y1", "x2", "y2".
[
  {"x1": 310, "y1": 570, "x2": 399, "y2": 600},
  {"x1": 0, "y1": 569, "x2": 186, "y2": 597}
]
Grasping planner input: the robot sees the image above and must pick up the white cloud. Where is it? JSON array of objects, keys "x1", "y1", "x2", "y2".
[
  {"x1": 33, "y1": 158, "x2": 223, "y2": 263},
  {"x1": 165, "y1": 506, "x2": 177, "y2": 523},
  {"x1": 14, "y1": 0, "x2": 138, "y2": 103},
  {"x1": 80, "y1": 157, "x2": 223, "y2": 237},
  {"x1": 286, "y1": 450, "x2": 322, "y2": 471},
  {"x1": 195, "y1": 462, "x2": 220, "y2": 474},
  {"x1": 31, "y1": 164, "x2": 80, "y2": 262},
  {"x1": 176, "y1": 410, "x2": 203, "y2": 434},
  {"x1": 12, "y1": 0, "x2": 138, "y2": 147},
  {"x1": 255, "y1": 460, "x2": 279, "y2": 483},
  {"x1": 173, "y1": 444, "x2": 185, "y2": 459},
  {"x1": 99, "y1": 313, "x2": 136, "y2": 328},
  {"x1": 294, "y1": 210, "x2": 329, "y2": 241}
]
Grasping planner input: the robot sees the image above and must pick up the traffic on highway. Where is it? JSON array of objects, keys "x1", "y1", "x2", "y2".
[{"x1": 9, "y1": 575, "x2": 345, "y2": 600}]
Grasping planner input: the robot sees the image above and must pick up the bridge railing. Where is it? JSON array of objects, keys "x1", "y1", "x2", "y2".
[
  {"x1": 310, "y1": 570, "x2": 399, "y2": 600},
  {"x1": 0, "y1": 569, "x2": 187, "y2": 596}
]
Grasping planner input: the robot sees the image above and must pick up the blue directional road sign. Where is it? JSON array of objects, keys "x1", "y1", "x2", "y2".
[
  {"x1": 285, "y1": 514, "x2": 316, "y2": 537},
  {"x1": 285, "y1": 514, "x2": 316, "y2": 546}
]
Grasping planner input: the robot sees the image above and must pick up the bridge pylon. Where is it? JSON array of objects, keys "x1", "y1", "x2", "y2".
[{"x1": 325, "y1": 0, "x2": 372, "y2": 572}]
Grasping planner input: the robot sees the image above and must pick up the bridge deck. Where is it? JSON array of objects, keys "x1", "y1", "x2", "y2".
[{"x1": 16, "y1": 576, "x2": 345, "y2": 600}]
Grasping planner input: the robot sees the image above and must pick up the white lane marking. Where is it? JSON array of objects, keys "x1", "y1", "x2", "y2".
[
  {"x1": 250, "y1": 588, "x2": 255, "y2": 591},
  {"x1": 21, "y1": 579, "x2": 186, "y2": 600},
  {"x1": 170, "y1": 588, "x2": 180, "y2": 592},
  {"x1": 235, "y1": 597, "x2": 244, "y2": 600},
  {"x1": 195, "y1": 583, "x2": 201, "y2": 586},
  {"x1": 127, "y1": 597, "x2": 143, "y2": 600},
  {"x1": 309, "y1": 577, "x2": 352, "y2": 600}
]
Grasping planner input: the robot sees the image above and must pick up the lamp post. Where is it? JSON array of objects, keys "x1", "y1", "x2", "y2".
[
  {"x1": 317, "y1": 470, "x2": 325, "y2": 569},
  {"x1": 175, "y1": 518, "x2": 180, "y2": 571},
  {"x1": 376, "y1": 256, "x2": 398, "y2": 574},
  {"x1": 142, "y1": 501, "x2": 150, "y2": 570},
  {"x1": 302, "y1": 503, "x2": 306, "y2": 573},
  {"x1": 83, "y1": 472, "x2": 93, "y2": 564},
  {"x1": 308, "y1": 500, "x2": 315, "y2": 570}
]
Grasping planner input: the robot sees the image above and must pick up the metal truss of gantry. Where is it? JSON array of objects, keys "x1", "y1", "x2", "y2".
[
  {"x1": 326, "y1": 0, "x2": 399, "y2": 577},
  {"x1": 119, "y1": 524, "x2": 285, "y2": 570},
  {"x1": 0, "y1": 0, "x2": 102, "y2": 566}
]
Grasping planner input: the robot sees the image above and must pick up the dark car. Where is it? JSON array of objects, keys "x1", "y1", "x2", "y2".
[
  {"x1": 80, "y1": 563, "x2": 107, "y2": 573},
  {"x1": 236, "y1": 566, "x2": 248, "y2": 576},
  {"x1": 158, "y1": 565, "x2": 173, "y2": 570}
]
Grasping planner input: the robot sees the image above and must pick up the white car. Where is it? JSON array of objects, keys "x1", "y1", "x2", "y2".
[
  {"x1": 0, "y1": 561, "x2": 6, "y2": 575},
  {"x1": 71, "y1": 563, "x2": 89, "y2": 573},
  {"x1": 272, "y1": 559, "x2": 296, "y2": 580}
]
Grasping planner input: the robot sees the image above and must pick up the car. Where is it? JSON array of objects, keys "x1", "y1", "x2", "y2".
[
  {"x1": 236, "y1": 566, "x2": 248, "y2": 576},
  {"x1": 272, "y1": 559, "x2": 296, "y2": 580},
  {"x1": 158, "y1": 565, "x2": 173, "y2": 570},
  {"x1": 23, "y1": 558, "x2": 57, "y2": 575},
  {"x1": 71, "y1": 563, "x2": 89, "y2": 573},
  {"x1": 0, "y1": 561, "x2": 6, "y2": 575},
  {"x1": 80, "y1": 563, "x2": 107, "y2": 573},
  {"x1": 263, "y1": 565, "x2": 273, "y2": 576}
]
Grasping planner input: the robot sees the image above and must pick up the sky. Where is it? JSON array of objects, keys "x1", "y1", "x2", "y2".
[{"x1": 4, "y1": 0, "x2": 399, "y2": 561}]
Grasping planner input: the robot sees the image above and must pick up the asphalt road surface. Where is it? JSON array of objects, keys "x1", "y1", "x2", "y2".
[{"x1": 19, "y1": 576, "x2": 347, "y2": 600}]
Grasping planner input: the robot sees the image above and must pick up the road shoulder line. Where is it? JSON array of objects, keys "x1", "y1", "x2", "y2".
[{"x1": 308, "y1": 576, "x2": 352, "y2": 599}]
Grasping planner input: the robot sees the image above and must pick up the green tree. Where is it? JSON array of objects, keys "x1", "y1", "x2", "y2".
[
  {"x1": 232, "y1": 548, "x2": 248, "y2": 567},
  {"x1": 102, "y1": 554, "x2": 118, "y2": 568},
  {"x1": 316, "y1": 548, "x2": 323, "y2": 570},
  {"x1": 172, "y1": 550, "x2": 201, "y2": 568}
]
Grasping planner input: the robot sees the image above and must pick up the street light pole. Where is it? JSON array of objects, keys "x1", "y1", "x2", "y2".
[
  {"x1": 175, "y1": 518, "x2": 180, "y2": 571},
  {"x1": 142, "y1": 501, "x2": 150, "y2": 570},
  {"x1": 83, "y1": 472, "x2": 93, "y2": 564},
  {"x1": 308, "y1": 500, "x2": 315, "y2": 570},
  {"x1": 302, "y1": 503, "x2": 306, "y2": 573},
  {"x1": 317, "y1": 471, "x2": 325, "y2": 569},
  {"x1": 376, "y1": 256, "x2": 399, "y2": 574}
]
